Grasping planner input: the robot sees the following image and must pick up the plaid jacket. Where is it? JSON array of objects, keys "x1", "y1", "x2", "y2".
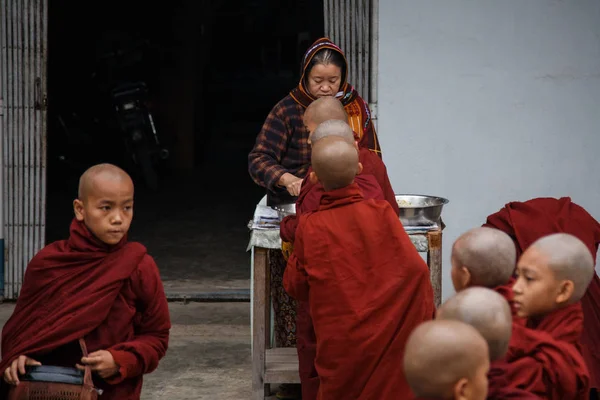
[{"x1": 248, "y1": 94, "x2": 310, "y2": 192}]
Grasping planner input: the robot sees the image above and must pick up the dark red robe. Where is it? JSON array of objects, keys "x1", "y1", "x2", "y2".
[
  {"x1": 284, "y1": 184, "x2": 435, "y2": 400},
  {"x1": 483, "y1": 197, "x2": 600, "y2": 389},
  {"x1": 495, "y1": 303, "x2": 590, "y2": 399},
  {"x1": 486, "y1": 282, "x2": 535, "y2": 399},
  {"x1": 487, "y1": 360, "x2": 544, "y2": 399},
  {"x1": 0, "y1": 219, "x2": 171, "y2": 399},
  {"x1": 358, "y1": 147, "x2": 399, "y2": 215},
  {"x1": 280, "y1": 153, "x2": 399, "y2": 243}
]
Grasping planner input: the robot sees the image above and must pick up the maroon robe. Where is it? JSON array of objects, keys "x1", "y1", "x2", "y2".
[
  {"x1": 284, "y1": 184, "x2": 435, "y2": 400},
  {"x1": 496, "y1": 303, "x2": 590, "y2": 399},
  {"x1": 486, "y1": 360, "x2": 544, "y2": 400},
  {"x1": 483, "y1": 197, "x2": 600, "y2": 389},
  {"x1": 0, "y1": 219, "x2": 171, "y2": 399},
  {"x1": 279, "y1": 173, "x2": 385, "y2": 243},
  {"x1": 486, "y1": 282, "x2": 535, "y2": 399}
]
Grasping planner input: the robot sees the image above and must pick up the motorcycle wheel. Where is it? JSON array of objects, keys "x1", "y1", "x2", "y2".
[{"x1": 135, "y1": 147, "x2": 159, "y2": 191}]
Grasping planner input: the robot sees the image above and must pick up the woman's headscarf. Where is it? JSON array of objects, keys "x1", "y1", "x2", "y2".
[{"x1": 290, "y1": 37, "x2": 380, "y2": 156}]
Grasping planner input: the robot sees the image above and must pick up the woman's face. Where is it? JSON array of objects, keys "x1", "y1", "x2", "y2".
[{"x1": 306, "y1": 63, "x2": 342, "y2": 98}]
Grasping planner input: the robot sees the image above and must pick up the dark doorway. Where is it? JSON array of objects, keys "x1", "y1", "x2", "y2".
[{"x1": 45, "y1": 0, "x2": 324, "y2": 294}]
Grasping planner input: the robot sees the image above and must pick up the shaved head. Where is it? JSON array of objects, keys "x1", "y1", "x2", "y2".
[
  {"x1": 437, "y1": 287, "x2": 512, "y2": 361},
  {"x1": 78, "y1": 163, "x2": 133, "y2": 200},
  {"x1": 529, "y1": 233, "x2": 595, "y2": 302},
  {"x1": 453, "y1": 227, "x2": 516, "y2": 288},
  {"x1": 310, "y1": 119, "x2": 355, "y2": 145},
  {"x1": 311, "y1": 136, "x2": 360, "y2": 191},
  {"x1": 404, "y1": 320, "x2": 489, "y2": 398},
  {"x1": 305, "y1": 96, "x2": 348, "y2": 126}
]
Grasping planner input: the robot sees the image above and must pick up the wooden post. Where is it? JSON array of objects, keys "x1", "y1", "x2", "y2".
[
  {"x1": 427, "y1": 229, "x2": 443, "y2": 308},
  {"x1": 252, "y1": 247, "x2": 268, "y2": 399}
]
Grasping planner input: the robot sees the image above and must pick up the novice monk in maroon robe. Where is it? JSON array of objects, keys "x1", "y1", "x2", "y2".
[
  {"x1": 404, "y1": 320, "x2": 490, "y2": 400},
  {"x1": 284, "y1": 136, "x2": 434, "y2": 399},
  {"x1": 450, "y1": 227, "x2": 521, "y2": 320},
  {"x1": 437, "y1": 287, "x2": 540, "y2": 399},
  {"x1": 280, "y1": 97, "x2": 398, "y2": 243},
  {"x1": 0, "y1": 164, "x2": 170, "y2": 400},
  {"x1": 281, "y1": 118, "x2": 394, "y2": 400},
  {"x1": 507, "y1": 233, "x2": 593, "y2": 399},
  {"x1": 483, "y1": 197, "x2": 600, "y2": 392},
  {"x1": 302, "y1": 96, "x2": 398, "y2": 213}
]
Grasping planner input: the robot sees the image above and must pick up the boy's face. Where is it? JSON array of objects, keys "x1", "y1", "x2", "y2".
[
  {"x1": 512, "y1": 247, "x2": 571, "y2": 318},
  {"x1": 73, "y1": 176, "x2": 134, "y2": 245}
]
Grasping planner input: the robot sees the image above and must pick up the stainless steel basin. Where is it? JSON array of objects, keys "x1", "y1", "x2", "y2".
[{"x1": 395, "y1": 194, "x2": 449, "y2": 227}]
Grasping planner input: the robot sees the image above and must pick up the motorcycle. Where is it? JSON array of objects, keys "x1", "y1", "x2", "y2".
[{"x1": 111, "y1": 81, "x2": 169, "y2": 191}]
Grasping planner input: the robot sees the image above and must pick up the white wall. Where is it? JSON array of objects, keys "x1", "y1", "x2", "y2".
[{"x1": 378, "y1": 0, "x2": 600, "y2": 300}]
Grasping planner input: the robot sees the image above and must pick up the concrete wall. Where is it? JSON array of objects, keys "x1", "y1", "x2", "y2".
[{"x1": 378, "y1": 0, "x2": 600, "y2": 300}]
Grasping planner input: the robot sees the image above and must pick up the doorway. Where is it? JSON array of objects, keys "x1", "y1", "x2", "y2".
[{"x1": 45, "y1": 0, "x2": 324, "y2": 295}]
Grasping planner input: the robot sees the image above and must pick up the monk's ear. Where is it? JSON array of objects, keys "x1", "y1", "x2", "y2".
[
  {"x1": 556, "y1": 279, "x2": 575, "y2": 305},
  {"x1": 460, "y1": 266, "x2": 472, "y2": 288},
  {"x1": 453, "y1": 377, "x2": 470, "y2": 400},
  {"x1": 309, "y1": 171, "x2": 320, "y2": 185},
  {"x1": 356, "y1": 162, "x2": 363, "y2": 175},
  {"x1": 354, "y1": 140, "x2": 359, "y2": 150},
  {"x1": 73, "y1": 199, "x2": 85, "y2": 221}
]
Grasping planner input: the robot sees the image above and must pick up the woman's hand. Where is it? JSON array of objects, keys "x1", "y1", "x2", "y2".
[
  {"x1": 3, "y1": 355, "x2": 41, "y2": 385},
  {"x1": 278, "y1": 173, "x2": 303, "y2": 196},
  {"x1": 77, "y1": 350, "x2": 120, "y2": 379}
]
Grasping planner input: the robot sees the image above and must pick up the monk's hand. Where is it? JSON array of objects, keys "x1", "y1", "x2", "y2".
[
  {"x1": 278, "y1": 173, "x2": 302, "y2": 196},
  {"x1": 4, "y1": 355, "x2": 41, "y2": 385},
  {"x1": 78, "y1": 350, "x2": 119, "y2": 379}
]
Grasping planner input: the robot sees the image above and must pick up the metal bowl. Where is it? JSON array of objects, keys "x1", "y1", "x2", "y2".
[
  {"x1": 271, "y1": 203, "x2": 296, "y2": 220},
  {"x1": 395, "y1": 194, "x2": 449, "y2": 227}
]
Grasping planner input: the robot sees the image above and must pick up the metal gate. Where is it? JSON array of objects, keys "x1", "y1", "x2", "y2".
[
  {"x1": 0, "y1": 0, "x2": 48, "y2": 299},
  {"x1": 324, "y1": 0, "x2": 379, "y2": 126}
]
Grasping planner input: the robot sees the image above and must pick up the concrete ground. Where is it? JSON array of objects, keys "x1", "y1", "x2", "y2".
[{"x1": 0, "y1": 302, "x2": 254, "y2": 399}]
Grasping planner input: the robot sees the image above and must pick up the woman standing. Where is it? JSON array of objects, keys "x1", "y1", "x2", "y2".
[
  {"x1": 249, "y1": 37, "x2": 381, "y2": 205},
  {"x1": 247, "y1": 37, "x2": 380, "y2": 399}
]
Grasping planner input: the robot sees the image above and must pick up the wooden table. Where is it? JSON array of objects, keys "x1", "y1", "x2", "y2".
[{"x1": 248, "y1": 225, "x2": 443, "y2": 400}]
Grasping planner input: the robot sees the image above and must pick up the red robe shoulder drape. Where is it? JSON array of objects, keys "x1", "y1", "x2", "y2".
[{"x1": 0, "y1": 219, "x2": 171, "y2": 399}]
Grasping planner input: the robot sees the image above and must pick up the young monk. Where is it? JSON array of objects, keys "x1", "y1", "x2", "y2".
[
  {"x1": 403, "y1": 319, "x2": 490, "y2": 400},
  {"x1": 483, "y1": 197, "x2": 600, "y2": 392},
  {"x1": 303, "y1": 96, "x2": 398, "y2": 216},
  {"x1": 280, "y1": 97, "x2": 399, "y2": 243},
  {"x1": 283, "y1": 120, "x2": 391, "y2": 400},
  {"x1": 450, "y1": 227, "x2": 520, "y2": 317},
  {"x1": 284, "y1": 136, "x2": 435, "y2": 399},
  {"x1": 506, "y1": 233, "x2": 593, "y2": 399},
  {"x1": 0, "y1": 163, "x2": 170, "y2": 399},
  {"x1": 437, "y1": 287, "x2": 540, "y2": 399},
  {"x1": 280, "y1": 118, "x2": 396, "y2": 244}
]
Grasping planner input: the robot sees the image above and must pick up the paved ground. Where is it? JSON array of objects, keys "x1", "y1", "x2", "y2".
[{"x1": 0, "y1": 302, "x2": 255, "y2": 399}]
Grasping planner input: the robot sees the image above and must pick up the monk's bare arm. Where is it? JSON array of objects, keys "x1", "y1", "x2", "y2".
[
  {"x1": 106, "y1": 255, "x2": 171, "y2": 383},
  {"x1": 283, "y1": 221, "x2": 309, "y2": 301}
]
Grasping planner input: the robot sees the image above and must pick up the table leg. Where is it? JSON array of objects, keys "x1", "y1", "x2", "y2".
[
  {"x1": 427, "y1": 230, "x2": 442, "y2": 308},
  {"x1": 252, "y1": 247, "x2": 269, "y2": 399}
]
